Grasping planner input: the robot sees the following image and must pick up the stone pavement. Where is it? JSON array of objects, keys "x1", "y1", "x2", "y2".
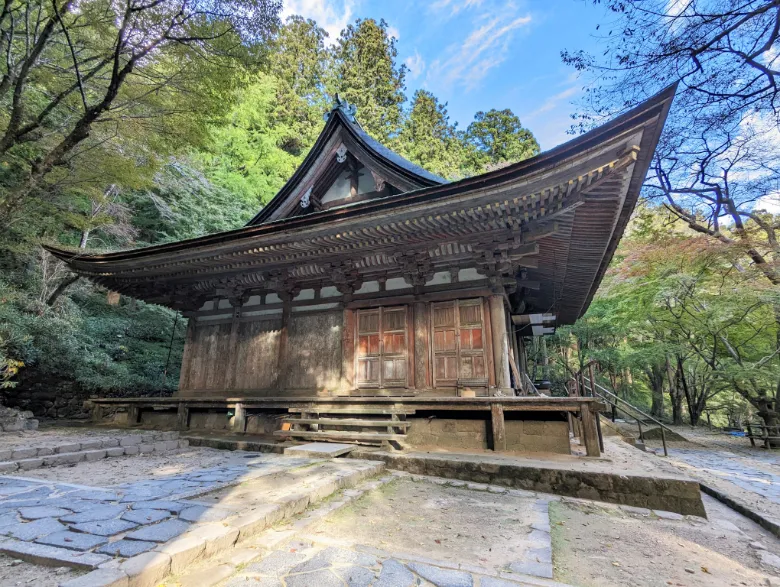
[
  {"x1": 222, "y1": 541, "x2": 563, "y2": 587},
  {"x1": 0, "y1": 453, "x2": 383, "y2": 578},
  {"x1": 669, "y1": 448, "x2": 780, "y2": 507},
  {"x1": 205, "y1": 472, "x2": 561, "y2": 587}
]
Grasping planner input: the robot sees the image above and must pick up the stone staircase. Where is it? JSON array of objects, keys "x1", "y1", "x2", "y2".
[{"x1": 275, "y1": 405, "x2": 416, "y2": 448}]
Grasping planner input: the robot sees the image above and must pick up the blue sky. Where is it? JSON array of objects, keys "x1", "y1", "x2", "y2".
[{"x1": 282, "y1": 0, "x2": 610, "y2": 150}]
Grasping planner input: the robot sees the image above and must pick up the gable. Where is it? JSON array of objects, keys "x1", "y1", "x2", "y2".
[{"x1": 246, "y1": 101, "x2": 446, "y2": 226}]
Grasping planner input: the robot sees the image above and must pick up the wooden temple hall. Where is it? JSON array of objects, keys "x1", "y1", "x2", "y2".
[{"x1": 48, "y1": 86, "x2": 676, "y2": 457}]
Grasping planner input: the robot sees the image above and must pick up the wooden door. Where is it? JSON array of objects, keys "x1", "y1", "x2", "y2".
[
  {"x1": 356, "y1": 306, "x2": 408, "y2": 388},
  {"x1": 432, "y1": 299, "x2": 487, "y2": 387}
]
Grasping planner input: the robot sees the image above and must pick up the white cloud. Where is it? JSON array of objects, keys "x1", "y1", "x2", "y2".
[
  {"x1": 756, "y1": 193, "x2": 780, "y2": 215},
  {"x1": 430, "y1": 0, "x2": 485, "y2": 17},
  {"x1": 387, "y1": 25, "x2": 400, "y2": 41},
  {"x1": 282, "y1": 0, "x2": 357, "y2": 43},
  {"x1": 405, "y1": 51, "x2": 426, "y2": 80},
  {"x1": 426, "y1": 13, "x2": 532, "y2": 92},
  {"x1": 527, "y1": 85, "x2": 580, "y2": 118}
]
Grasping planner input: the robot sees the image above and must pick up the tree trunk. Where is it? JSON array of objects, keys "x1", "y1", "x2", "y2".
[
  {"x1": 667, "y1": 357, "x2": 684, "y2": 425},
  {"x1": 648, "y1": 363, "x2": 665, "y2": 420},
  {"x1": 45, "y1": 275, "x2": 79, "y2": 306}
]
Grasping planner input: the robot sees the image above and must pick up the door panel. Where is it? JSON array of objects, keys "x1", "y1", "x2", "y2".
[
  {"x1": 432, "y1": 299, "x2": 488, "y2": 388},
  {"x1": 355, "y1": 306, "x2": 408, "y2": 388}
]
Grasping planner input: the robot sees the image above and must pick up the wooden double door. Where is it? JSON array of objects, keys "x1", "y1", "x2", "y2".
[
  {"x1": 356, "y1": 306, "x2": 409, "y2": 388},
  {"x1": 355, "y1": 299, "x2": 489, "y2": 390}
]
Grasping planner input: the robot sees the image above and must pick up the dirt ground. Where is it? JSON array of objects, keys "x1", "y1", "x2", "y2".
[
  {"x1": 304, "y1": 477, "x2": 542, "y2": 572},
  {"x1": 17, "y1": 447, "x2": 261, "y2": 486},
  {"x1": 0, "y1": 554, "x2": 83, "y2": 586},
  {"x1": 550, "y1": 494, "x2": 780, "y2": 587}
]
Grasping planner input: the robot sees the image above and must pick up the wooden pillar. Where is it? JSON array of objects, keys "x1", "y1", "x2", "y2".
[
  {"x1": 488, "y1": 295, "x2": 511, "y2": 392},
  {"x1": 91, "y1": 403, "x2": 103, "y2": 423},
  {"x1": 413, "y1": 302, "x2": 431, "y2": 390},
  {"x1": 341, "y1": 308, "x2": 355, "y2": 393},
  {"x1": 276, "y1": 301, "x2": 291, "y2": 390},
  {"x1": 580, "y1": 403, "x2": 601, "y2": 457},
  {"x1": 490, "y1": 403, "x2": 506, "y2": 451},
  {"x1": 176, "y1": 402, "x2": 189, "y2": 430},
  {"x1": 127, "y1": 404, "x2": 140, "y2": 426},
  {"x1": 225, "y1": 306, "x2": 242, "y2": 390},
  {"x1": 178, "y1": 318, "x2": 196, "y2": 391},
  {"x1": 231, "y1": 402, "x2": 246, "y2": 433}
]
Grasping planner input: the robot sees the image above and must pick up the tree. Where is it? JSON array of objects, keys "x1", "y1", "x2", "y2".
[
  {"x1": 267, "y1": 16, "x2": 330, "y2": 155},
  {"x1": 395, "y1": 90, "x2": 468, "y2": 179},
  {"x1": 465, "y1": 109, "x2": 539, "y2": 171},
  {"x1": 0, "y1": 0, "x2": 282, "y2": 228},
  {"x1": 329, "y1": 18, "x2": 407, "y2": 142},
  {"x1": 564, "y1": 0, "x2": 780, "y2": 428}
]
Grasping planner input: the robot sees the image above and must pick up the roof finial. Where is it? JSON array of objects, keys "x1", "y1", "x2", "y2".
[{"x1": 324, "y1": 93, "x2": 358, "y2": 123}]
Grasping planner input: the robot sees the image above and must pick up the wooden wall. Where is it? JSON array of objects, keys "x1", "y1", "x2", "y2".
[{"x1": 177, "y1": 296, "x2": 510, "y2": 397}]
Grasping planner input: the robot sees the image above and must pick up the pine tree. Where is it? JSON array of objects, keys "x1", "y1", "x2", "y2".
[
  {"x1": 465, "y1": 109, "x2": 540, "y2": 171},
  {"x1": 329, "y1": 19, "x2": 407, "y2": 142}
]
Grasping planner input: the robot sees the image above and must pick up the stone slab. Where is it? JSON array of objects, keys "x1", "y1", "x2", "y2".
[
  {"x1": 407, "y1": 562, "x2": 473, "y2": 587},
  {"x1": 61, "y1": 505, "x2": 126, "y2": 524},
  {"x1": 37, "y1": 530, "x2": 108, "y2": 551},
  {"x1": 59, "y1": 568, "x2": 129, "y2": 587},
  {"x1": 283, "y1": 443, "x2": 357, "y2": 458},
  {"x1": 179, "y1": 563, "x2": 235, "y2": 587},
  {"x1": 2, "y1": 517, "x2": 66, "y2": 541},
  {"x1": 374, "y1": 559, "x2": 416, "y2": 587},
  {"x1": 70, "y1": 519, "x2": 138, "y2": 536},
  {"x1": 97, "y1": 539, "x2": 157, "y2": 557},
  {"x1": 19, "y1": 506, "x2": 71, "y2": 520},
  {"x1": 0, "y1": 537, "x2": 110, "y2": 569},
  {"x1": 125, "y1": 519, "x2": 189, "y2": 543},
  {"x1": 121, "y1": 509, "x2": 171, "y2": 525},
  {"x1": 179, "y1": 505, "x2": 233, "y2": 523},
  {"x1": 131, "y1": 500, "x2": 187, "y2": 514},
  {"x1": 120, "y1": 551, "x2": 171, "y2": 587}
]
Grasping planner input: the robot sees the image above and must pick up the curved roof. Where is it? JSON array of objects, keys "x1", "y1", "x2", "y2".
[{"x1": 246, "y1": 104, "x2": 447, "y2": 226}]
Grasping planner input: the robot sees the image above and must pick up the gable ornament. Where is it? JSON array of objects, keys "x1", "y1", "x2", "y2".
[
  {"x1": 336, "y1": 144, "x2": 348, "y2": 164},
  {"x1": 300, "y1": 187, "x2": 312, "y2": 209}
]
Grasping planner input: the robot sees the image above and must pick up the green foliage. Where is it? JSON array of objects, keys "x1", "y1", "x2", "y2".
[
  {"x1": 394, "y1": 91, "x2": 470, "y2": 179},
  {"x1": 0, "y1": 7, "x2": 543, "y2": 402},
  {"x1": 329, "y1": 18, "x2": 407, "y2": 142},
  {"x1": 465, "y1": 109, "x2": 540, "y2": 170}
]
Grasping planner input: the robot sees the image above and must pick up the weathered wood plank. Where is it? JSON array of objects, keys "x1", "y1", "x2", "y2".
[
  {"x1": 580, "y1": 404, "x2": 600, "y2": 457},
  {"x1": 490, "y1": 403, "x2": 506, "y2": 451}
]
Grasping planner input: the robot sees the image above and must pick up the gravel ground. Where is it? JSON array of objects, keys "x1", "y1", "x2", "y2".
[{"x1": 0, "y1": 554, "x2": 83, "y2": 586}]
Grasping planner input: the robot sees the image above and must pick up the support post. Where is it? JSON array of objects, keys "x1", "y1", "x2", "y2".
[
  {"x1": 231, "y1": 402, "x2": 246, "y2": 433},
  {"x1": 341, "y1": 308, "x2": 355, "y2": 392},
  {"x1": 580, "y1": 403, "x2": 601, "y2": 457},
  {"x1": 276, "y1": 301, "x2": 291, "y2": 389},
  {"x1": 91, "y1": 403, "x2": 103, "y2": 423},
  {"x1": 176, "y1": 402, "x2": 189, "y2": 430},
  {"x1": 490, "y1": 403, "x2": 506, "y2": 451},
  {"x1": 488, "y1": 295, "x2": 511, "y2": 393},
  {"x1": 178, "y1": 318, "x2": 196, "y2": 391},
  {"x1": 225, "y1": 306, "x2": 242, "y2": 390},
  {"x1": 127, "y1": 404, "x2": 140, "y2": 426}
]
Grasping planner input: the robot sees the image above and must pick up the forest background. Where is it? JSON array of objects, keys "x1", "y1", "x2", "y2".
[{"x1": 0, "y1": 0, "x2": 778, "y2": 429}]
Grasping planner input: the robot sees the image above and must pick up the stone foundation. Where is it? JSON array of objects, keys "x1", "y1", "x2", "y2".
[{"x1": 406, "y1": 418, "x2": 570, "y2": 454}]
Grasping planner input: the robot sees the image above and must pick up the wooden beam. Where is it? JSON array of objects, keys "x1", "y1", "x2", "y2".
[
  {"x1": 580, "y1": 403, "x2": 601, "y2": 457},
  {"x1": 178, "y1": 318, "x2": 196, "y2": 391},
  {"x1": 491, "y1": 403, "x2": 506, "y2": 451},
  {"x1": 341, "y1": 308, "x2": 355, "y2": 392}
]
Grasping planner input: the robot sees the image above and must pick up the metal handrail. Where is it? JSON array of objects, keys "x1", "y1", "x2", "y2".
[{"x1": 583, "y1": 380, "x2": 669, "y2": 457}]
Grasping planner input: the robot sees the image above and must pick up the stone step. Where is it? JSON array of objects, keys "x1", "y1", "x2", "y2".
[
  {"x1": 59, "y1": 460, "x2": 387, "y2": 587},
  {"x1": 287, "y1": 407, "x2": 415, "y2": 415},
  {"x1": 284, "y1": 417, "x2": 412, "y2": 428},
  {"x1": 0, "y1": 438, "x2": 189, "y2": 474},
  {"x1": 274, "y1": 429, "x2": 405, "y2": 443},
  {"x1": 0, "y1": 431, "x2": 179, "y2": 462}
]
